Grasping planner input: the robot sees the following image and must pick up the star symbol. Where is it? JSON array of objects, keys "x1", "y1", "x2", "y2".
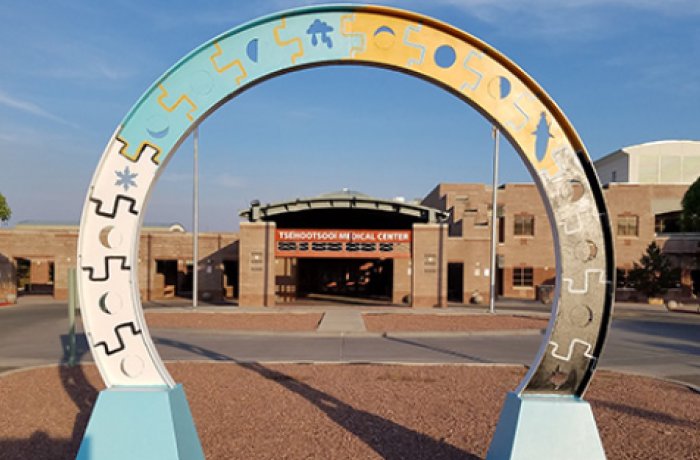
[{"x1": 115, "y1": 166, "x2": 138, "y2": 192}]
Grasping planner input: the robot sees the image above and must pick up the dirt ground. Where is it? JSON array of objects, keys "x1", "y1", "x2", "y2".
[
  {"x1": 0, "y1": 363, "x2": 698, "y2": 459},
  {"x1": 144, "y1": 311, "x2": 547, "y2": 333},
  {"x1": 145, "y1": 312, "x2": 324, "y2": 331}
]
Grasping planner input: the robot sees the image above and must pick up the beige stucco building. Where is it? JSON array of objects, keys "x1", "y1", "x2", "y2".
[{"x1": 594, "y1": 140, "x2": 700, "y2": 186}]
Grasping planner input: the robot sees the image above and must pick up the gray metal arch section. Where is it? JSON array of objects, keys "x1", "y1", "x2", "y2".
[{"x1": 240, "y1": 195, "x2": 450, "y2": 223}]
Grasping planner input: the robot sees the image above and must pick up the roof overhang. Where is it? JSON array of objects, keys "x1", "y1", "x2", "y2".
[{"x1": 240, "y1": 195, "x2": 449, "y2": 224}]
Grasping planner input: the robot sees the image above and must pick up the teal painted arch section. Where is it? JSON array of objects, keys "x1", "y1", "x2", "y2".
[
  {"x1": 119, "y1": 6, "x2": 370, "y2": 163},
  {"x1": 116, "y1": 3, "x2": 584, "y2": 166}
]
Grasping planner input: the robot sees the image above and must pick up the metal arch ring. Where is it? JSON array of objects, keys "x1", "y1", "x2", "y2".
[{"x1": 78, "y1": 5, "x2": 614, "y2": 395}]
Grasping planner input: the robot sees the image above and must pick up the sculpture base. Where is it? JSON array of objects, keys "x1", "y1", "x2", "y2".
[
  {"x1": 487, "y1": 392, "x2": 606, "y2": 460},
  {"x1": 77, "y1": 384, "x2": 204, "y2": 460}
]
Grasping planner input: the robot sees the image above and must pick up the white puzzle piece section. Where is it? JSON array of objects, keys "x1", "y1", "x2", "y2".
[{"x1": 78, "y1": 130, "x2": 172, "y2": 387}]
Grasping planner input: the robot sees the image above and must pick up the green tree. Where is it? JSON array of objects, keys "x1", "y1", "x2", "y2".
[
  {"x1": 0, "y1": 193, "x2": 10, "y2": 225},
  {"x1": 681, "y1": 176, "x2": 700, "y2": 231},
  {"x1": 627, "y1": 241, "x2": 679, "y2": 298}
]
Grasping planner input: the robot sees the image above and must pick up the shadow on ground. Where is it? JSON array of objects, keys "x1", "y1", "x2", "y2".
[
  {"x1": 588, "y1": 397, "x2": 698, "y2": 428},
  {"x1": 58, "y1": 334, "x2": 98, "y2": 455},
  {"x1": 0, "y1": 432, "x2": 76, "y2": 460},
  {"x1": 0, "y1": 335, "x2": 480, "y2": 459},
  {"x1": 612, "y1": 319, "x2": 700, "y2": 343},
  {"x1": 382, "y1": 335, "x2": 494, "y2": 363},
  {"x1": 0, "y1": 334, "x2": 97, "y2": 460},
  {"x1": 156, "y1": 336, "x2": 480, "y2": 459}
]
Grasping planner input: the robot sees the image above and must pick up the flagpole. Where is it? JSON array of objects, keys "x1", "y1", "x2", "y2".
[
  {"x1": 489, "y1": 127, "x2": 500, "y2": 314},
  {"x1": 193, "y1": 127, "x2": 199, "y2": 309}
]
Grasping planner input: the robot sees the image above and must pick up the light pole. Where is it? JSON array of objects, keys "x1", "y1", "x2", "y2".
[
  {"x1": 193, "y1": 127, "x2": 199, "y2": 308},
  {"x1": 488, "y1": 126, "x2": 500, "y2": 314}
]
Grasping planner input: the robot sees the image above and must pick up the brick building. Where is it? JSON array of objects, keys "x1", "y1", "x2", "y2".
[
  {"x1": 1, "y1": 141, "x2": 698, "y2": 307},
  {"x1": 425, "y1": 181, "x2": 698, "y2": 302},
  {"x1": 0, "y1": 222, "x2": 239, "y2": 304}
]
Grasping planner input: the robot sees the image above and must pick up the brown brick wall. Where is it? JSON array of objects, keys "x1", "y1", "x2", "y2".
[
  {"x1": 425, "y1": 182, "x2": 698, "y2": 300},
  {"x1": 411, "y1": 223, "x2": 448, "y2": 308},
  {"x1": 238, "y1": 222, "x2": 275, "y2": 307},
  {"x1": 0, "y1": 228, "x2": 239, "y2": 302},
  {"x1": 392, "y1": 258, "x2": 411, "y2": 304}
]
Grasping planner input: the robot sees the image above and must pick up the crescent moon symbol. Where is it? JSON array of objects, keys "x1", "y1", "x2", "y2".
[
  {"x1": 99, "y1": 293, "x2": 112, "y2": 314},
  {"x1": 147, "y1": 126, "x2": 170, "y2": 139},
  {"x1": 373, "y1": 26, "x2": 395, "y2": 36}
]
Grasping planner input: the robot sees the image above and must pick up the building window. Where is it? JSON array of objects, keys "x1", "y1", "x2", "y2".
[
  {"x1": 617, "y1": 215, "x2": 639, "y2": 237},
  {"x1": 513, "y1": 267, "x2": 534, "y2": 287},
  {"x1": 654, "y1": 211, "x2": 682, "y2": 234},
  {"x1": 514, "y1": 214, "x2": 535, "y2": 236},
  {"x1": 611, "y1": 170, "x2": 617, "y2": 182}
]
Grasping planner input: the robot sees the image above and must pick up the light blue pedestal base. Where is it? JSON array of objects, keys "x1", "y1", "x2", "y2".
[
  {"x1": 77, "y1": 384, "x2": 205, "y2": 460},
  {"x1": 487, "y1": 392, "x2": 606, "y2": 460}
]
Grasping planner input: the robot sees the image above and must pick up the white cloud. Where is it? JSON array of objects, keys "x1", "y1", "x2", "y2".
[
  {"x1": 37, "y1": 62, "x2": 136, "y2": 82},
  {"x1": 159, "y1": 172, "x2": 193, "y2": 183},
  {"x1": 605, "y1": 51, "x2": 700, "y2": 96},
  {"x1": 213, "y1": 173, "x2": 246, "y2": 189},
  {"x1": 0, "y1": 90, "x2": 78, "y2": 128},
  {"x1": 21, "y1": 35, "x2": 138, "y2": 82},
  {"x1": 398, "y1": 0, "x2": 700, "y2": 40},
  {"x1": 421, "y1": 0, "x2": 700, "y2": 15},
  {"x1": 0, "y1": 131, "x2": 19, "y2": 143}
]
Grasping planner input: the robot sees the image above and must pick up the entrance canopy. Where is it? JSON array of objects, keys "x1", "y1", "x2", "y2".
[{"x1": 240, "y1": 189, "x2": 449, "y2": 229}]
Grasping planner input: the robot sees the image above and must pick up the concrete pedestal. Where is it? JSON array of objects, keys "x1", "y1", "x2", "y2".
[
  {"x1": 77, "y1": 384, "x2": 204, "y2": 460},
  {"x1": 487, "y1": 392, "x2": 606, "y2": 460}
]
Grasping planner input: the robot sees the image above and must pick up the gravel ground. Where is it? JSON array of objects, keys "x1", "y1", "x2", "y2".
[
  {"x1": 364, "y1": 314, "x2": 548, "y2": 332},
  {"x1": 145, "y1": 312, "x2": 324, "y2": 331},
  {"x1": 0, "y1": 363, "x2": 698, "y2": 459}
]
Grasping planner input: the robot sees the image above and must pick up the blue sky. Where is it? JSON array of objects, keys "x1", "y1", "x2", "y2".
[{"x1": 0, "y1": 0, "x2": 698, "y2": 231}]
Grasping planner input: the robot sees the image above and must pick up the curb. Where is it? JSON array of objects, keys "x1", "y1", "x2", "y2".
[
  {"x1": 598, "y1": 367, "x2": 700, "y2": 395},
  {"x1": 0, "y1": 362, "x2": 84, "y2": 379},
  {"x1": 162, "y1": 359, "x2": 527, "y2": 368},
  {"x1": 668, "y1": 308, "x2": 700, "y2": 315},
  {"x1": 150, "y1": 327, "x2": 546, "y2": 338}
]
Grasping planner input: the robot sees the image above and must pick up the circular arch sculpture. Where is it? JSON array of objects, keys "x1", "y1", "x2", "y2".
[{"x1": 77, "y1": 5, "x2": 614, "y2": 459}]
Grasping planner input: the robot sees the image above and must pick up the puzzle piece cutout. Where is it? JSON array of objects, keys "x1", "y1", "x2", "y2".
[
  {"x1": 562, "y1": 269, "x2": 606, "y2": 295},
  {"x1": 93, "y1": 322, "x2": 142, "y2": 356},
  {"x1": 548, "y1": 338, "x2": 595, "y2": 362},
  {"x1": 82, "y1": 256, "x2": 130, "y2": 282}
]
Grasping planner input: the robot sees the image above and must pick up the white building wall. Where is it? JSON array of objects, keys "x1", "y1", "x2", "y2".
[
  {"x1": 595, "y1": 151, "x2": 629, "y2": 185},
  {"x1": 595, "y1": 140, "x2": 700, "y2": 185}
]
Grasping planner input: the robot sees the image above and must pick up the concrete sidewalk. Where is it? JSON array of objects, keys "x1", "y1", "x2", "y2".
[
  {"x1": 2, "y1": 297, "x2": 699, "y2": 389},
  {"x1": 316, "y1": 310, "x2": 366, "y2": 332}
]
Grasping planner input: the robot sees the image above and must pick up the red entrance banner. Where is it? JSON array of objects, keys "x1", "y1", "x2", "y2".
[
  {"x1": 276, "y1": 229, "x2": 411, "y2": 243},
  {"x1": 275, "y1": 229, "x2": 411, "y2": 258}
]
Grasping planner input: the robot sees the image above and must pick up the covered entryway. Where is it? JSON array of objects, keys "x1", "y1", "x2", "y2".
[
  {"x1": 239, "y1": 190, "x2": 449, "y2": 306},
  {"x1": 298, "y1": 258, "x2": 393, "y2": 303}
]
